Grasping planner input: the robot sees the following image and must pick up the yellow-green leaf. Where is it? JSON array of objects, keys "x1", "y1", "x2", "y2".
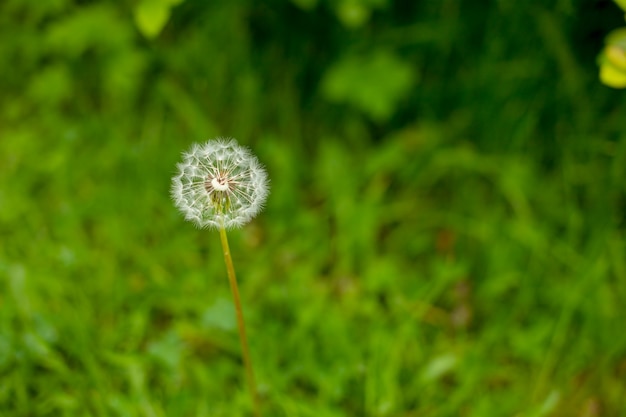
[
  {"x1": 606, "y1": 45, "x2": 626, "y2": 70},
  {"x1": 600, "y1": 61, "x2": 626, "y2": 88},
  {"x1": 598, "y1": 27, "x2": 626, "y2": 88},
  {"x1": 133, "y1": 0, "x2": 171, "y2": 39}
]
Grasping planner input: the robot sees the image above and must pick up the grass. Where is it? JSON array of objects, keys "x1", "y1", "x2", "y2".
[{"x1": 2, "y1": 119, "x2": 625, "y2": 416}]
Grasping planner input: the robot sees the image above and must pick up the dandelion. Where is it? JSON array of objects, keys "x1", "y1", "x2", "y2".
[
  {"x1": 171, "y1": 138, "x2": 269, "y2": 229},
  {"x1": 172, "y1": 138, "x2": 268, "y2": 417}
]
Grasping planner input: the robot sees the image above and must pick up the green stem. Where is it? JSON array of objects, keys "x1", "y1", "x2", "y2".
[{"x1": 219, "y1": 226, "x2": 261, "y2": 417}]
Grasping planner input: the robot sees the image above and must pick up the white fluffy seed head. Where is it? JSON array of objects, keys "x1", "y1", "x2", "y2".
[{"x1": 171, "y1": 138, "x2": 269, "y2": 229}]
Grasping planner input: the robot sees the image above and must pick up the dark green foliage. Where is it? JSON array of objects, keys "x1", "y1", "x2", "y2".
[{"x1": 1, "y1": 0, "x2": 626, "y2": 415}]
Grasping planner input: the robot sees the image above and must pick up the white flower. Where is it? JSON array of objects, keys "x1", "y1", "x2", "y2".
[{"x1": 171, "y1": 138, "x2": 269, "y2": 229}]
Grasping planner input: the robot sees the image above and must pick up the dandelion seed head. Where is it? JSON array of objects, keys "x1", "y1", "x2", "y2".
[{"x1": 171, "y1": 138, "x2": 269, "y2": 229}]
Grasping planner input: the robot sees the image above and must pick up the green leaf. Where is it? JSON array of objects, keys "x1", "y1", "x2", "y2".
[
  {"x1": 133, "y1": 0, "x2": 184, "y2": 39},
  {"x1": 336, "y1": 1, "x2": 370, "y2": 28},
  {"x1": 202, "y1": 298, "x2": 236, "y2": 331},
  {"x1": 321, "y1": 50, "x2": 416, "y2": 122},
  {"x1": 147, "y1": 330, "x2": 184, "y2": 370},
  {"x1": 420, "y1": 354, "x2": 458, "y2": 383},
  {"x1": 334, "y1": 0, "x2": 389, "y2": 28}
]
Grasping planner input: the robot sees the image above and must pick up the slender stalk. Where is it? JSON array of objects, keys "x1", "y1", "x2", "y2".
[{"x1": 218, "y1": 226, "x2": 261, "y2": 417}]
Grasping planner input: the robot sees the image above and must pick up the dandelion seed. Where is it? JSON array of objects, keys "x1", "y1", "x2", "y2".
[{"x1": 171, "y1": 138, "x2": 269, "y2": 229}]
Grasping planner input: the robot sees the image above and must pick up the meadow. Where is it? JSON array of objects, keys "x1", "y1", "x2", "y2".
[{"x1": 1, "y1": 0, "x2": 626, "y2": 415}]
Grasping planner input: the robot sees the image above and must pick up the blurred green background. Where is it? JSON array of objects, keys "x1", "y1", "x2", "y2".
[{"x1": 1, "y1": 0, "x2": 626, "y2": 415}]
